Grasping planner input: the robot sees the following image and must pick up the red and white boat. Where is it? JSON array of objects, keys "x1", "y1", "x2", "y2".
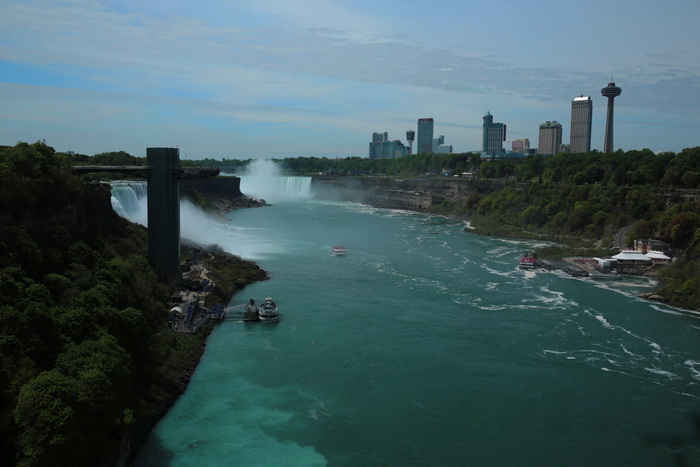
[
  {"x1": 332, "y1": 246, "x2": 347, "y2": 256},
  {"x1": 519, "y1": 254, "x2": 537, "y2": 270}
]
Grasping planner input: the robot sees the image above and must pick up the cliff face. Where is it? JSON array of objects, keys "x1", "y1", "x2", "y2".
[
  {"x1": 181, "y1": 177, "x2": 243, "y2": 197},
  {"x1": 181, "y1": 176, "x2": 266, "y2": 213},
  {"x1": 311, "y1": 176, "x2": 700, "y2": 212},
  {"x1": 311, "y1": 176, "x2": 508, "y2": 210}
]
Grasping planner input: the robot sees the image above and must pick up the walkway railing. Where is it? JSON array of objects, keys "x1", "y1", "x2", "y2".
[{"x1": 222, "y1": 304, "x2": 247, "y2": 318}]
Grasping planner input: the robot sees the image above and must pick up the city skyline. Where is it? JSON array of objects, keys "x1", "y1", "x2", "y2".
[{"x1": 1, "y1": 0, "x2": 699, "y2": 159}]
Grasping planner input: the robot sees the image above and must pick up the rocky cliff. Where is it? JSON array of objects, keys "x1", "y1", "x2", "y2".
[
  {"x1": 311, "y1": 175, "x2": 700, "y2": 212},
  {"x1": 311, "y1": 175, "x2": 509, "y2": 210},
  {"x1": 181, "y1": 176, "x2": 266, "y2": 213}
]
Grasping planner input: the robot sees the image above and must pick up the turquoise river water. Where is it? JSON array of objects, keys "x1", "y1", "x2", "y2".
[{"x1": 117, "y1": 176, "x2": 700, "y2": 466}]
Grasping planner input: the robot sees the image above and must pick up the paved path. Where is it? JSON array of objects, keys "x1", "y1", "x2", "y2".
[{"x1": 614, "y1": 225, "x2": 632, "y2": 249}]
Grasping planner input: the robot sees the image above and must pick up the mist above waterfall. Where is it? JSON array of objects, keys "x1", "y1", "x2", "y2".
[
  {"x1": 237, "y1": 159, "x2": 311, "y2": 203},
  {"x1": 110, "y1": 181, "x2": 282, "y2": 259},
  {"x1": 239, "y1": 159, "x2": 282, "y2": 178}
]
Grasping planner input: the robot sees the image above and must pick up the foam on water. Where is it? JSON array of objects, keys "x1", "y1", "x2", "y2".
[{"x1": 644, "y1": 367, "x2": 679, "y2": 379}]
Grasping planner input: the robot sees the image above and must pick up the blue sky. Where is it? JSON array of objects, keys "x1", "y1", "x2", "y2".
[{"x1": 1, "y1": 0, "x2": 699, "y2": 159}]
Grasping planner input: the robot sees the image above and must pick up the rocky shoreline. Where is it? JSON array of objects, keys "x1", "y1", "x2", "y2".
[{"x1": 411, "y1": 208, "x2": 684, "y2": 309}]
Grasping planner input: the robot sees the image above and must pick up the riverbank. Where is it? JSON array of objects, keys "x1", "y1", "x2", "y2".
[
  {"x1": 127, "y1": 242, "x2": 268, "y2": 464},
  {"x1": 409, "y1": 204, "x2": 697, "y2": 311}
]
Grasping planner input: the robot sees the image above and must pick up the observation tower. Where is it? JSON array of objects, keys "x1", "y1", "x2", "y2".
[
  {"x1": 406, "y1": 130, "x2": 415, "y2": 155},
  {"x1": 601, "y1": 82, "x2": 622, "y2": 153}
]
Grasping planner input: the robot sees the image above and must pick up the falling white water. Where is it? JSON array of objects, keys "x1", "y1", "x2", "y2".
[
  {"x1": 110, "y1": 182, "x2": 148, "y2": 226},
  {"x1": 234, "y1": 159, "x2": 312, "y2": 203},
  {"x1": 109, "y1": 179, "x2": 287, "y2": 259}
]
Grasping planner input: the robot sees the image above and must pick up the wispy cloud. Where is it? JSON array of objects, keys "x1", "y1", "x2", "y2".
[{"x1": 1, "y1": 0, "x2": 699, "y2": 156}]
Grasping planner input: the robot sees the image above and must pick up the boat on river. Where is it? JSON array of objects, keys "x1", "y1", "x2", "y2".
[
  {"x1": 519, "y1": 254, "x2": 537, "y2": 270},
  {"x1": 332, "y1": 246, "x2": 347, "y2": 256},
  {"x1": 258, "y1": 297, "x2": 279, "y2": 324}
]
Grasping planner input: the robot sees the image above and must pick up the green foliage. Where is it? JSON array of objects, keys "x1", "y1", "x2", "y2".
[
  {"x1": 89, "y1": 150, "x2": 142, "y2": 166},
  {"x1": 0, "y1": 142, "x2": 222, "y2": 466},
  {"x1": 0, "y1": 142, "x2": 85, "y2": 214},
  {"x1": 14, "y1": 370, "x2": 82, "y2": 465}
]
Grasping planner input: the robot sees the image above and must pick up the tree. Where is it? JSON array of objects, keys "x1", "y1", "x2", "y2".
[{"x1": 15, "y1": 371, "x2": 82, "y2": 466}]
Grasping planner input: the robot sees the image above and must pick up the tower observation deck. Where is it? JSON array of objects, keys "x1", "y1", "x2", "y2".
[{"x1": 601, "y1": 82, "x2": 622, "y2": 153}]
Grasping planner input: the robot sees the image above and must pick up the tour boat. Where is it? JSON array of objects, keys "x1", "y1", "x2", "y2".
[
  {"x1": 519, "y1": 254, "x2": 537, "y2": 270},
  {"x1": 332, "y1": 246, "x2": 347, "y2": 256},
  {"x1": 258, "y1": 297, "x2": 279, "y2": 324}
]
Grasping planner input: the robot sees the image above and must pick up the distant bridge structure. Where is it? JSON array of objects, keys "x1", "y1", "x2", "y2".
[
  {"x1": 71, "y1": 149, "x2": 220, "y2": 279},
  {"x1": 71, "y1": 165, "x2": 220, "y2": 179}
]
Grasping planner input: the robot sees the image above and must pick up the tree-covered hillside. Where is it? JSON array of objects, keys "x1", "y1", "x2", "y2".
[{"x1": 0, "y1": 142, "x2": 264, "y2": 466}]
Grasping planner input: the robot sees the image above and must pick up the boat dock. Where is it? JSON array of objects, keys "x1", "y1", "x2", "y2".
[
  {"x1": 216, "y1": 303, "x2": 266, "y2": 321},
  {"x1": 167, "y1": 250, "x2": 278, "y2": 332}
]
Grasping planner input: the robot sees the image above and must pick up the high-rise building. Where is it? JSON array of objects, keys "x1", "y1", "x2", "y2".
[
  {"x1": 369, "y1": 132, "x2": 388, "y2": 158},
  {"x1": 369, "y1": 132, "x2": 407, "y2": 159},
  {"x1": 512, "y1": 139, "x2": 530, "y2": 153},
  {"x1": 570, "y1": 95, "x2": 592, "y2": 153},
  {"x1": 601, "y1": 82, "x2": 622, "y2": 153},
  {"x1": 432, "y1": 135, "x2": 444, "y2": 151},
  {"x1": 431, "y1": 135, "x2": 453, "y2": 154},
  {"x1": 372, "y1": 132, "x2": 388, "y2": 143},
  {"x1": 482, "y1": 112, "x2": 505, "y2": 153},
  {"x1": 417, "y1": 118, "x2": 434, "y2": 154},
  {"x1": 538, "y1": 121, "x2": 562, "y2": 155}
]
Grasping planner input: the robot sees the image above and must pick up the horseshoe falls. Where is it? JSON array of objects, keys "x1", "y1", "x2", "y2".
[{"x1": 121, "y1": 178, "x2": 700, "y2": 467}]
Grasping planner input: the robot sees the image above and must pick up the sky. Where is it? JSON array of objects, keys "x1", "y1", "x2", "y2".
[{"x1": 1, "y1": 0, "x2": 699, "y2": 159}]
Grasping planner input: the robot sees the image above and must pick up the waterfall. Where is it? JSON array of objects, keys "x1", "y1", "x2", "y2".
[
  {"x1": 110, "y1": 181, "x2": 148, "y2": 225},
  {"x1": 238, "y1": 175, "x2": 312, "y2": 202}
]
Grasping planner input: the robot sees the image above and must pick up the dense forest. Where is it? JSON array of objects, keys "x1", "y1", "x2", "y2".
[{"x1": 0, "y1": 142, "x2": 265, "y2": 466}]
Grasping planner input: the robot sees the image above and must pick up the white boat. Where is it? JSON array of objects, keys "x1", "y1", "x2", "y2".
[
  {"x1": 258, "y1": 297, "x2": 279, "y2": 323},
  {"x1": 332, "y1": 246, "x2": 347, "y2": 256}
]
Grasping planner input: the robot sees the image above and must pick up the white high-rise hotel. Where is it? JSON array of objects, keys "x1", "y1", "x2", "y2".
[{"x1": 570, "y1": 95, "x2": 592, "y2": 153}]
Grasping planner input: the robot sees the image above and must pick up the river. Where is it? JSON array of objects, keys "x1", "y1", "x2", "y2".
[{"x1": 114, "y1": 175, "x2": 700, "y2": 466}]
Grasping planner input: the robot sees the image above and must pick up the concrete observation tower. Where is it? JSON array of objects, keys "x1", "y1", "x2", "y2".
[
  {"x1": 406, "y1": 130, "x2": 415, "y2": 155},
  {"x1": 601, "y1": 81, "x2": 622, "y2": 153}
]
